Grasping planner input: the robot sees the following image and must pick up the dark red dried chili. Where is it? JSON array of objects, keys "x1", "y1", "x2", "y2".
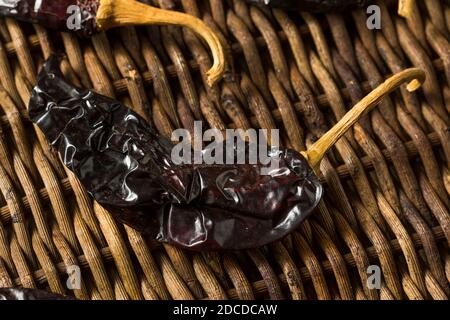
[
  {"x1": 0, "y1": 288, "x2": 73, "y2": 300},
  {"x1": 0, "y1": 0, "x2": 98, "y2": 37},
  {"x1": 29, "y1": 56, "x2": 323, "y2": 251},
  {"x1": 244, "y1": 0, "x2": 371, "y2": 12}
]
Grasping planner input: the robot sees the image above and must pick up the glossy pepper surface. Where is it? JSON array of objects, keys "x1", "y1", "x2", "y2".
[{"x1": 28, "y1": 56, "x2": 323, "y2": 251}]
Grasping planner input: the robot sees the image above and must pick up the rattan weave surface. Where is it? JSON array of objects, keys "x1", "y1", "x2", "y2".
[{"x1": 0, "y1": 0, "x2": 448, "y2": 300}]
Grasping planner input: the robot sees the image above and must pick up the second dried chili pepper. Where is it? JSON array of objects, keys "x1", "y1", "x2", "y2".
[{"x1": 0, "y1": 0, "x2": 225, "y2": 86}]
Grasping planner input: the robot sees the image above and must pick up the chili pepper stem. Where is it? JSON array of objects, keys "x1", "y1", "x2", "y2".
[
  {"x1": 96, "y1": 0, "x2": 225, "y2": 86},
  {"x1": 302, "y1": 68, "x2": 425, "y2": 172},
  {"x1": 398, "y1": 0, "x2": 414, "y2": 18}
]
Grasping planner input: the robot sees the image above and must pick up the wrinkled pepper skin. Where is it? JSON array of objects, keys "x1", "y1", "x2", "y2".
[
  {"x1": 29, "y1": 56, "x2": 322, "y2": 251},
  {"x1": 0, "y1": 0, "x2": 98, "y2": 36},
  {"x1": 0, "y1": 288, "x2": 73, "y2": 300},
  {"x1": 244, "y1": 0, "x2": 371, "y2": 11}
]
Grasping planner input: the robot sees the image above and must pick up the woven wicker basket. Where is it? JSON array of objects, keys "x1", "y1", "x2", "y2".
[{"x1": 0, "y1": 0, "x2": 448, "y2": 300}]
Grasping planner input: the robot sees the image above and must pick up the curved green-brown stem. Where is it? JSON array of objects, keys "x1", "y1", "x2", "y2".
[
  {"x1": 302, "y1": 68, "x2": 425, "y2": 172},
  {"x1": 398, "y1": 0, "x2": 414, "y2": 18},
  {"x1": 96, "y1": 0, "x2": 225, "y2": 86}
]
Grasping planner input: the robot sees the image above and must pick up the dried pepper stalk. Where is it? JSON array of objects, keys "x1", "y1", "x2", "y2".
[
  {"x1": 0, "y1": 288, "x2": 73, "y2": 300},
  {"x1": 0, "y1": 0, "x2": 224, "y2": 86},
  {"x1": 244, "y1": 0, "x2": 372, "y2": 12},
  {"x1": 29, "y1": 56, "x2": 424, "y2": 251},
  {"x1": 398, "y1": 0, "x2": 415, "y2": 17}
]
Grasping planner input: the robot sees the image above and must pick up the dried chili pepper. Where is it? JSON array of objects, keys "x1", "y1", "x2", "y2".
[
  {"x1": 0, "y1": 288, "x2": 73, "y2": 300},
  {"x1": 0, "y1": 0, "x2": 224, "y2": 86},
  {"x1": 0, "y1": 0, "x2": 97, "y2": 36},
  {"x1": 244, "y1": 0, "x2": 372, "y2": 12},
  {"x1": 29, "y1": 56, "x2": 322, "y2": 251},
  {"x1": 29, "y1": 56, "x2": 424, "y2": 251}
]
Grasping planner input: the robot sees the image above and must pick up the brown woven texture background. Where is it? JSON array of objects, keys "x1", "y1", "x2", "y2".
[{"x1": 0, "y1": 0, "x2": 448, "y2": 300}]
